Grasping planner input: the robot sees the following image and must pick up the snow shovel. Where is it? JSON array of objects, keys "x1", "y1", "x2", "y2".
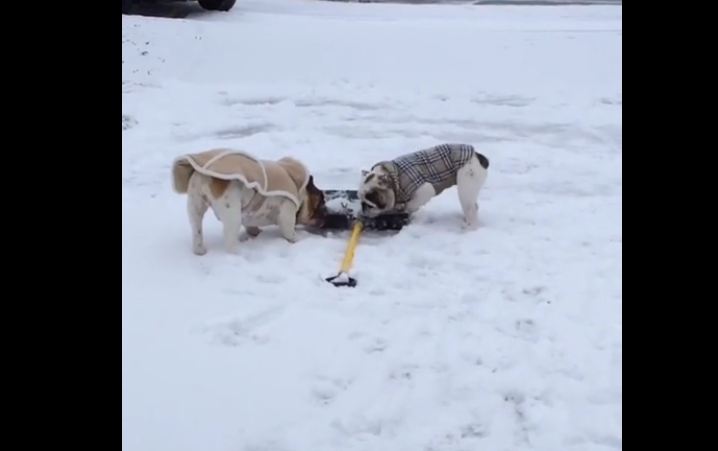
[
  {"x1": 321, "y1": 190, "x2": 409, "y2": 231},
  {"x1": 326, "y1": 220, "x2": 363, "y2": 287}
]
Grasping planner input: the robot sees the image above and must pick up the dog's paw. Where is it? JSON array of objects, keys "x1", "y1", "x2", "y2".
[
  {"x1": 224, "y1": 239, "x2": 241, "y2": 254},
  {"x1": 283, "y1": 233, "x2": 298, "y2": 244},
  {"x1": 462, "y1": 219, "x2": 480, "y2": 231},
  {"x1": 193, "y1": 244, "x2": 208, "y2": 256}
]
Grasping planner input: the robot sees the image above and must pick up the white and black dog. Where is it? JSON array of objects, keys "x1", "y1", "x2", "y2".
[{"x1": 359, "y1": 143, "x2": 489, "y2": 229}]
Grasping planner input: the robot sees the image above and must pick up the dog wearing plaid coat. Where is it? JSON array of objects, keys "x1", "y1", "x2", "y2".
[{"x1": 359, "y1": 143, "x2": 489, "y2": 229}]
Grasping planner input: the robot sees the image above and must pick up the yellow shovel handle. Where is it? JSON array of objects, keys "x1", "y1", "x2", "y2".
[{"x1": 339, "y1": 221, "x2": 363, "y2": 273}]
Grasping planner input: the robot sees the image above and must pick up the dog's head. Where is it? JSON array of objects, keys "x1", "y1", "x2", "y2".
[
  {"x1": 297, "y1": 175, "x2": 327, "y2": 227},
  {"x1": 358, "y1": 167, "x2": 396, "y2": 217}
]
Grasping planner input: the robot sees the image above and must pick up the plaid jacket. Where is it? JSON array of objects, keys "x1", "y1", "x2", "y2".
[{"x1": 373, "y1": 143, "x2": 478, "y2": 208}]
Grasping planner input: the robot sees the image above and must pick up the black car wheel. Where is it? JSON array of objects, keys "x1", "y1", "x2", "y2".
[
  {"x1": 198, "y1": 0, "x2": 236, "y2": 11},
  {"x1": 122, "y1": 0, "x2": 133, "y2": 14}
]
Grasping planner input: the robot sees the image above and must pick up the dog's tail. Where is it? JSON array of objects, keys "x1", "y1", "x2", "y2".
[
  {"x1": 474, "y1": 151, "x2": 490, "y2": 170},
  {"x1": 172, "y1": 157, "x2": 195, "y2": 194}
]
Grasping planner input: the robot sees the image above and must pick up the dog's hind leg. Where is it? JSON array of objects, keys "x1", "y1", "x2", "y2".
[
  {"x1": 187, "y1": 177, "x2": 209, "y2": 255},
  {"x1": 213, "y1": 183, "x2": 245, "y2": 254},
  {"x1": 456, "y1": 157, "x2": 488, "y2": 230}
]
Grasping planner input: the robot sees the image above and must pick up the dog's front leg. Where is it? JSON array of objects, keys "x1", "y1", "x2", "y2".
[
  {"x1": 277, "y1": 202, "x2": 298, "y2": 243},
  {"x1": 405, "y1": 183, "x2": 436, "y2": 214}
]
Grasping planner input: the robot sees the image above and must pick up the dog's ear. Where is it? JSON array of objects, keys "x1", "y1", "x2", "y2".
[
  {"x1": 307, "y1": 175, "x2": 322, "y2": 195},
  {"x1": 361, "y1": 169, "x2": 369, "y2": 177}
]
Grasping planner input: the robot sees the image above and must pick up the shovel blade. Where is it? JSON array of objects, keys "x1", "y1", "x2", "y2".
[{"x1": 326, "y1": 273, "x2": 358, "y2": 287}]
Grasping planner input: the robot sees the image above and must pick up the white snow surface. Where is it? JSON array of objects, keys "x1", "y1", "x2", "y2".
[{"x1": 122, "y1": 1, "x2": 622, "y2": 450}]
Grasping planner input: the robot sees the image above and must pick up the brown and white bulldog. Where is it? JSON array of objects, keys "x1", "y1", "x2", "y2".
[{"x1": 172, "y1": 149, "x2": 326, "y2": 255}]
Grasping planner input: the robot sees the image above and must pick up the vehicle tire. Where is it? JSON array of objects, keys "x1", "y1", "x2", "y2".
[
  {"x1": 198, "y1": 0, "x2": 236, "y2": 11},
  {"x1": 122, "y1": 0, "x2": 133, "y2": 14}
]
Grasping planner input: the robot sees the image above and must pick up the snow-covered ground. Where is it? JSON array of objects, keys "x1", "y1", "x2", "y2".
[{"x1": 122, "y1": 1, "x2": 621, "y2": 450}]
